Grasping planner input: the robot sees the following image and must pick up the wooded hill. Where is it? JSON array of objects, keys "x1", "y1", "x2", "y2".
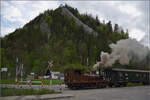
[{"x1": 1, "y1": 5, "x2": 129, "y2": 77}]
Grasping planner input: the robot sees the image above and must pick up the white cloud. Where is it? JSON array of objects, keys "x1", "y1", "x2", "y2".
[
  {"x1": 1, "y1": 26, "x2": 15, "y2": 37},
  {"x1": 1, "y1": 1, "x2": 25, "y2": 24},
  {"x1": 129, "y1": 28, "x2": 145, "y2": 41},
  {"x1": 118, "y1": 4, "x2": 142, "y2": 17},
  {"x1": 10, "y1": 1, "x2": 29, "y2": 5},
  {"x1": 27, "y1": 1, "x2": 59, "y2": 20},
  {"x1": 1, "y1": 1, "x2": 9, "y2": 6},
  {"x1": 2, "y1": 5, "x2": 22, "y2": 20}
]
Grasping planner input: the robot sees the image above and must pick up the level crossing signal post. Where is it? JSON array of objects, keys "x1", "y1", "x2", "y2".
[{"x1": 46, "y1": 61, "x2": 53, "y2": 87}]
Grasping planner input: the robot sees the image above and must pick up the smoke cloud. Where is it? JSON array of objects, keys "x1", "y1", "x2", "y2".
[{"x1": 93, "y1": 38, "x2": 149, "y2": 69}]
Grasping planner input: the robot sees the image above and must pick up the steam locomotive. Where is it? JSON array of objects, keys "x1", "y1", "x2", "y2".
[{"x1": 64, "y1": 68, "x2": 150, "y2": 89}]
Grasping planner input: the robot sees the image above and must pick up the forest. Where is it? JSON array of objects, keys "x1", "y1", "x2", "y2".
[{"x1": 1, "y1": 4, "x2": 139, "y2": 78}]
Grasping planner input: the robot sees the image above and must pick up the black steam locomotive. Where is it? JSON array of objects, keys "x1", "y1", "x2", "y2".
[{"x1": 64, "y1": 68, "x2": 150, "y2": 89}]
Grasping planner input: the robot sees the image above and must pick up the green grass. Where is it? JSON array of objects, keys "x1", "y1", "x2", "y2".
[
  {"x1": 43, "y1": 79, "x2": 64, "y2": 85},
  {"x1": 127, "y1": 82, "x2": 143, "y2": 86},
  {"x1": 0, "y1": 79, "x2": 64, "y2": 85},
  {"x1": 1, "y1": 88, "x2": 55, "y2": 96},
  {"x1": 0, "y1": 79, "x2": 15, "y2": 84}
]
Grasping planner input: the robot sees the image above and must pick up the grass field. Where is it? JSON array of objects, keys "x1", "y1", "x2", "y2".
[
  {"x1": 0, "y1": 79, "x2": 15, "y2": 84},
  {"x1": 1, "y1": 87, "x2": 55, "y2": 96},
  {"x1": 127, "y1": 82, "x2": 143, "y2": 86},
  {"x1": 0, "y1": 79, "x2": 64, "y2": 85}
]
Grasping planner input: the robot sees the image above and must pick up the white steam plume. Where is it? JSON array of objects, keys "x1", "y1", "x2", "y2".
[{"x1": 93, "y1": 38, "x2": 149, "y2": 69}]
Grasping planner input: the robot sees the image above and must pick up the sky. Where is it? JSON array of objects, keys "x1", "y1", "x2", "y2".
[{"x1": 1, "y1": 0, "x2": 149, "y2": 47}]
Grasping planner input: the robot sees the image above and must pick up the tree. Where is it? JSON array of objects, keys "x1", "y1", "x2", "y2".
[
  {"x1": 114, "y1": 24, "x2": 119, "y2": 33},
  {"x1": 32, "y1": 59, "x2": 41, "y2": 74},
  {"x1": 106, "y1": 21, "x2": 113, "y2": 33}
]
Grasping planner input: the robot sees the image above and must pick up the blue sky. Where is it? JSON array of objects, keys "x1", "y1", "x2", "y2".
[{"x1": 1, "y1": 1, "x2": 149, "y2": 47}]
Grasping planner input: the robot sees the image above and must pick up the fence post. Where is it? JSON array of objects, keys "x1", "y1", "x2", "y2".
[
  {"x1": 41, "y1": 79, "x2": 44, "y2": 88},
  {"x1": 29, "y1": 80, "x2": 32, "y2": 88}
]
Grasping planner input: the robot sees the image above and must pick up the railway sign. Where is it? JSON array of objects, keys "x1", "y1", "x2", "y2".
[
  {"x1": 1, "y1": 68, "x2": 7, "y2": 72},
  {"x1": 46, "y1": 68, "x2": 51, "y2": 76}
]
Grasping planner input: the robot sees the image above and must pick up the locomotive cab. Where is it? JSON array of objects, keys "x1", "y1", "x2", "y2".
[{"x1": 64, "y1": 68, "x2": 108, "y2": 89}]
